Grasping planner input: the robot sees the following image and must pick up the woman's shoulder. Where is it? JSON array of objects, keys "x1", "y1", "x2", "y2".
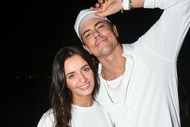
[{"x1": 37, "y1": 108, "x2": 55, "y2": 127}]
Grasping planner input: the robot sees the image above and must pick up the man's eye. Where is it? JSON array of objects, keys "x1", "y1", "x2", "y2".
[
  {"x1": 96, "y1": 23, "x2": 104, "y2": 29},
  {"x1": 84, "y1": 33, "x2": 91, "y2": 39},
  {"x1": 97, "y1": 24, "x2": 104, "y2": 29}
]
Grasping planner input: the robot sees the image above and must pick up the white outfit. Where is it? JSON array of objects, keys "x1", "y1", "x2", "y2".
[
  {"x1": 97, "y1": 0, "x2": 190, "y2": 127},
  {"x1": 37, "y1": 101, "x2": 113, "y2": 127}
]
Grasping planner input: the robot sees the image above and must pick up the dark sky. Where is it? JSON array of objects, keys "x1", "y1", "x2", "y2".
[
  {"x1": 1, "y1": 0, "x2": 190, "y2": 79},
  {"x1": 1, "y1": 0, "x2": 96, "y2": 76}
]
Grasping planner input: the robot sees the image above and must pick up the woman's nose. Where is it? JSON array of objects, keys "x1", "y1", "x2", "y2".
[{"x1": 79, "y1": 73, "x2": 87, "y2": 82}]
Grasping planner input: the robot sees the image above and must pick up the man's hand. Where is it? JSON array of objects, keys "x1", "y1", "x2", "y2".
[
  {"x1": 90, "y1": 0, "x2": 123, "y2": 18},
  {"x1": 90, "y1": 0, "x2": 145, "y2": 17}
]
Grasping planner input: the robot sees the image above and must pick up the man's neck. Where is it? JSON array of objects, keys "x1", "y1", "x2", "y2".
[{"x1": 100, "y1": 45, "x2": 126, "y2": 80}]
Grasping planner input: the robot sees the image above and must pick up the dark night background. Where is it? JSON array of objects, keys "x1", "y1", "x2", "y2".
[{"x1": 1, "y1": 0, "x2": 190, "y2": 127}]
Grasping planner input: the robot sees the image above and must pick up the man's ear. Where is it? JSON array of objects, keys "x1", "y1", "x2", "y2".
[
  {"x1": 113, "y1": 24, "x2": 119, "y2": 37},
  {"x1": 83, "y1": 45, "x2": 92, "y2": 54}
]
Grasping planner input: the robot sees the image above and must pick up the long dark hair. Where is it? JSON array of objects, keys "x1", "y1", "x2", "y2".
[{"x1": 49, "y1": 46, "x2": 99, "y2": 127}]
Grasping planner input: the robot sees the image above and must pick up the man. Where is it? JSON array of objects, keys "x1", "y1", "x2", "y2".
[{"x1": 74, "y1": 0, "x2": 190, "y2": 127}]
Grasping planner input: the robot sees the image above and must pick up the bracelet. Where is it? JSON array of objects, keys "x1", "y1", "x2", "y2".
[
  {"x1": 122, "y1": 0, "x2": 132, "y2": 11},
  {"x1": 129, "y1": 0, "x2": 132, "y2": 9},
  {"x1": 121, "y1": 8, "x2": 124, "y2": 13}
]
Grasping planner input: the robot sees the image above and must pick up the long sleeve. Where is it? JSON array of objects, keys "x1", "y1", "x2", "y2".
[{"x1": 135, "y1": 0, "x2": 190, "y2": 60}]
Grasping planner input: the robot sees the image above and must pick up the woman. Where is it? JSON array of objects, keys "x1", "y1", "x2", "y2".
[{"x1": 37, "y1": 46, "x2": 113, "y2": 127}]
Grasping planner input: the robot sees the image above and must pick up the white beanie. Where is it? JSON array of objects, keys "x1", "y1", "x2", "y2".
[{"x1": 74, "y1": 9, "x2": 109, "y2": 41}]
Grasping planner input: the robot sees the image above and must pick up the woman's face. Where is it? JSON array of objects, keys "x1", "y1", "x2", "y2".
[{"x1": 64, "y1": 55, "x2": 95, "y2": 100}]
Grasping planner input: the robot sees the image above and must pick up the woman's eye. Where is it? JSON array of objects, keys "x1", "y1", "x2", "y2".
[
  {"x1": 68, "y1": 74, "x2": 75, "y2": 79},
  {"x1": 83, "y1": 67, "x2": 90, "y2": 72}
]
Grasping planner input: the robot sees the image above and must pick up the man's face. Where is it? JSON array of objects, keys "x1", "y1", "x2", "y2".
[{"x1": 80, "y1": 18, "x2": 119, "y2": 58}]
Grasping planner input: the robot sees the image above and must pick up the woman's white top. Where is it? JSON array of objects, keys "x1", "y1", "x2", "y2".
[{"x1": 37, "y1": 101, "x2": 113, "y2": 127}]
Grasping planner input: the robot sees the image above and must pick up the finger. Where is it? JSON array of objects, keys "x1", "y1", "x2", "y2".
[
  {"x1": 98, "y1": 0, "x2": 106, "y2": 4},
  {"x1": 95, "y1": 3, "x2": 101, "y2": 8}
]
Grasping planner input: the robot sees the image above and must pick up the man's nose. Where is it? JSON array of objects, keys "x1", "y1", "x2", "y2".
[{"x1": 94, "y1": 30, "x2": 101, "y2": 38}]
